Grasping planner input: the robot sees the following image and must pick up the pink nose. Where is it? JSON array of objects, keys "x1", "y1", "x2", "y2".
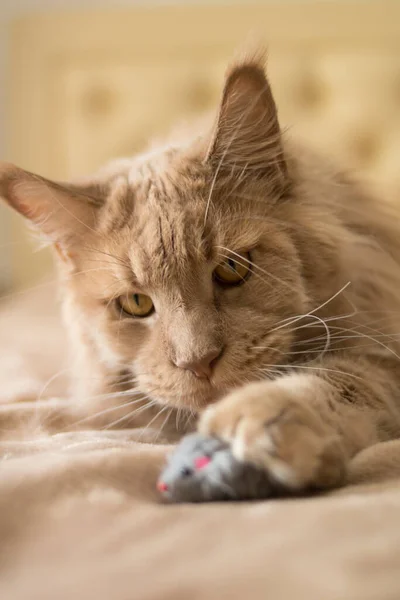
[
  {"x1": 174, "y1": 348, "x2": 222, "y2": 379},
  {"x1": 157, "y1": 481, "x2": 168, "y2": 492}
]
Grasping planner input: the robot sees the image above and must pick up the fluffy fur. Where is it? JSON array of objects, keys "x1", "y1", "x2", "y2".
[{"x1": 2, "y1": 50, "x2": 400, "y2": 495}]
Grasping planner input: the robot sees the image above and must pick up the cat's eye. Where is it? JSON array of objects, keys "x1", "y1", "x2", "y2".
[
  {"x1": 214, "y1": 251, "x2": 251, "y2": 285},
  {"x1": 118, "y1": 293, "x2": 154, "y2": 318}
]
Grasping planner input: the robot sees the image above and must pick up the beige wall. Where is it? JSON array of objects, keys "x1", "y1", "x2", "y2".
[{"x1": 0, "y1": 0, "x2": 335, "y2": 158}]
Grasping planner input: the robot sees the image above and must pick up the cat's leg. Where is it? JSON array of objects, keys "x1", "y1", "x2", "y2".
[{"x1": 198, "y1": 355, "x2": 400, "y2": 492}]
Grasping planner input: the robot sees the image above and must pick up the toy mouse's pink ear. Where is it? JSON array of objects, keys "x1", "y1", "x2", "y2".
[
  {"x1": 194, "y1": 456, "x2": 211, "y2": 471},
  {"x1": 0, "y1": 162, "x2": 104, "y2": 247}
]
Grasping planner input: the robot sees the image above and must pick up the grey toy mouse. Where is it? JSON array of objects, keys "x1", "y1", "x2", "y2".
[{"x1": 157, "y1": 433, "x2": 287, "y2": 503}]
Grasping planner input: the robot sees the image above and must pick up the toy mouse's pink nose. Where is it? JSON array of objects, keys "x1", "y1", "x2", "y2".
[{"x1": 157, "y1": 481, "x2": 168, "y2": 492}]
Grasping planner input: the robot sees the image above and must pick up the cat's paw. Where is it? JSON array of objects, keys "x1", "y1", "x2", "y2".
[{"x1": 198, "y1": 376, "x2": 347, "y2": 493}]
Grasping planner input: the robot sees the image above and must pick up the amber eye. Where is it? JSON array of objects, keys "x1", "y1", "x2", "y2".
[
  {"x1": 214, "y1": 251, "x2": 251, "y2": 285},
  {"x1": 118, "y1": 293, "x2": 154, "y2": 318}
]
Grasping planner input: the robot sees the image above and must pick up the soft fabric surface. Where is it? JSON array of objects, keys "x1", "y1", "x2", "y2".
[{"x1": 1, "y1": 284, "x2": 400, "y2": 600}]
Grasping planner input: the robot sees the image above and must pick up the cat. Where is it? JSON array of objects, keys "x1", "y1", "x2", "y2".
[{"x1": 2, "y1": 48, "x2": 400, "y2": 496}]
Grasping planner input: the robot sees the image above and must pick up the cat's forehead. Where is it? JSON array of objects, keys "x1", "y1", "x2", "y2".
[
  {"x1": 101, "y1": 147, "x2": 209, "y2": 233},
  {"x1": 130, "y1": 146, "x2": 207, "y2": 203},
  {"x1": 132, "y1": 153, "x2": 209, "y2": 238},
  {"x1": 99, "y1": 148, "x2": 267, "y2": 287},
  {"x1": 128, "y1": 184, "x2": 212, "y2": 288}
]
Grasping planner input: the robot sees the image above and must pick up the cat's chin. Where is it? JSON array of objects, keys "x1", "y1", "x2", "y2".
[{"x1": 154, "y1": 385, "x2": 233, "y2": 413}]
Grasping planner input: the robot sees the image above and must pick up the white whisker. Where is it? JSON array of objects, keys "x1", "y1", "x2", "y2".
[
  {"x1": 101, "y1": 398, "x2": 159, "y2": 431},
  {"x1": 259, "y1": 363, "x2": 365, "y2": 382},
  {"x1": 268, "y1": 281, "x2": 352, "y2": 335}
]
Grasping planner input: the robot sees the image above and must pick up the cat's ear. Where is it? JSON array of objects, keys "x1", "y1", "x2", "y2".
[
  {"x1": 0, "y1": 162, "x2": 104, "y2": 247},
  {"x1": 206, "y1": 51, "x2": 287, "y2": 191}
]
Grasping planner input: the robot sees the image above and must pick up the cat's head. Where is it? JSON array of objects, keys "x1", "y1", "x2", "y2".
[{"x1": 0, "y1": 52, "x2": 343, "y2": 411}]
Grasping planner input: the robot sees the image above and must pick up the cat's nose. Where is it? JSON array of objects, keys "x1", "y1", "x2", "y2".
[{"x1": 174, "y1": 348, "x2": 223, "y2": 379}]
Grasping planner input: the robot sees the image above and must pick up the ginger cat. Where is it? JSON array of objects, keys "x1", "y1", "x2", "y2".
[{"x1": 2, "y1": 50, "x2": 400, "y2": 495}]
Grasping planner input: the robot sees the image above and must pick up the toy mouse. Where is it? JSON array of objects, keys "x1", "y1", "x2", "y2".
[{"x1": 157, "y1": 433, "x2": 285, "y2": 503}]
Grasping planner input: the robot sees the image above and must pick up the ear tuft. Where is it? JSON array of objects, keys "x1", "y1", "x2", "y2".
[{"x1": 0, "y1": 162, "x2": 29, "y2": 214}]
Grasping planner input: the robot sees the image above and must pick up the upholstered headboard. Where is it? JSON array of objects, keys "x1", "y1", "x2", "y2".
[{"x1": 7, "y1": 1, "x2": 400, "y2": 289}]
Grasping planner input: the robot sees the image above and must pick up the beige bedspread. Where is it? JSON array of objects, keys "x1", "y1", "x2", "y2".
[{"x1": 1, "y1": 284, "x2": 400, "y2": 600}]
